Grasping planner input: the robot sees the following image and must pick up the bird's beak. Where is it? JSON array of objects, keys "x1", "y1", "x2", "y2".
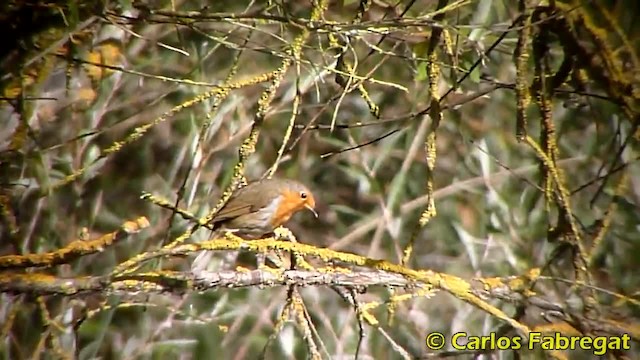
[{"x1": 305, "y1": 204, "x2": 318, "y2": 218}]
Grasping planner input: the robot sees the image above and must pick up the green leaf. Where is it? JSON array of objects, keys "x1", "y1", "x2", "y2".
[{"x1": 416, "y1": 62, "x2": 428, "y2": 81}]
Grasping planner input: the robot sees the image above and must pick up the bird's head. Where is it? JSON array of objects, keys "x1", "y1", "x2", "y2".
[{"x1": 269, "y1": 179, "x2": 317, "y2": 226}]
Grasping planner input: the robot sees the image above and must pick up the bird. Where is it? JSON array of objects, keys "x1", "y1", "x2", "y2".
[{"x1": 191, "y1": 178, "x2": 317, "y2": 272}]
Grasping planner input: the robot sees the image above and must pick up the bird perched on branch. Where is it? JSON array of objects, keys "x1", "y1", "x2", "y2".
[{"x1": 191, "y1": 178, "x2": 317, "y2": 272}]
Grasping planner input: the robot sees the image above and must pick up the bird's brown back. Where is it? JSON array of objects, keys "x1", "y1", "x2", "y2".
[{"x1": 209, "y1": 178, "x2": 305, "y2": 226}]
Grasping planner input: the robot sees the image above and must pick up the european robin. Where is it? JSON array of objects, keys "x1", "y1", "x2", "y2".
[{"x1": 191, "y1": 178, "x2": 317, "y2": 272}]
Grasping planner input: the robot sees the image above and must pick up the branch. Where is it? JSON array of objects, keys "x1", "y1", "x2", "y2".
[{"x1": 0, "y1": 217, "x2": 150, "y2": 269}]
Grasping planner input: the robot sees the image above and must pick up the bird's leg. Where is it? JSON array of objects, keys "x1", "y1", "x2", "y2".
[
  {"x1": 255, "y1": 234, "x2": 284, "y2": 270},
  {"x1": 273, "y1": 226, "x2": 294, "y2": 240},
  {"x1": 273, "y1": 226, "x2": 313, "y2": 270}
]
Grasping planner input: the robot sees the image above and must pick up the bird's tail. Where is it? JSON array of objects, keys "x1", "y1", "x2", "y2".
[
  {"x1": 191, "y1": 227, "x2": 238, "y2": 273},
  {"x1": 191, "y1": 249, "x2": 214, "y2": 273},
  {"x1": 190, "y1": 223, "x2": 219, "y2": 273}
]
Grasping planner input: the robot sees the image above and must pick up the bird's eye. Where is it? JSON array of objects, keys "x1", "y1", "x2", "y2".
[{"x1": 299, "y1": 191, "x2": 307, "y2": 199}]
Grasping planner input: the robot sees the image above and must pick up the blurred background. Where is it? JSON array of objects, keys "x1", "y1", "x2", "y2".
[{"x1": 1, "y1": 0, "x2": 639, "y2": 359}]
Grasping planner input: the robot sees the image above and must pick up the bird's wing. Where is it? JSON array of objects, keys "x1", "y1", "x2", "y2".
[
  {"x1": 210, "y1": 200, "x2": 253, "y2": 224},
  {"x1": 209, "y1": 184, "x2": 274, "y2": 223},
  {"x1": 211, "y1": 204, "x2": 252, "y2": 224}
]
